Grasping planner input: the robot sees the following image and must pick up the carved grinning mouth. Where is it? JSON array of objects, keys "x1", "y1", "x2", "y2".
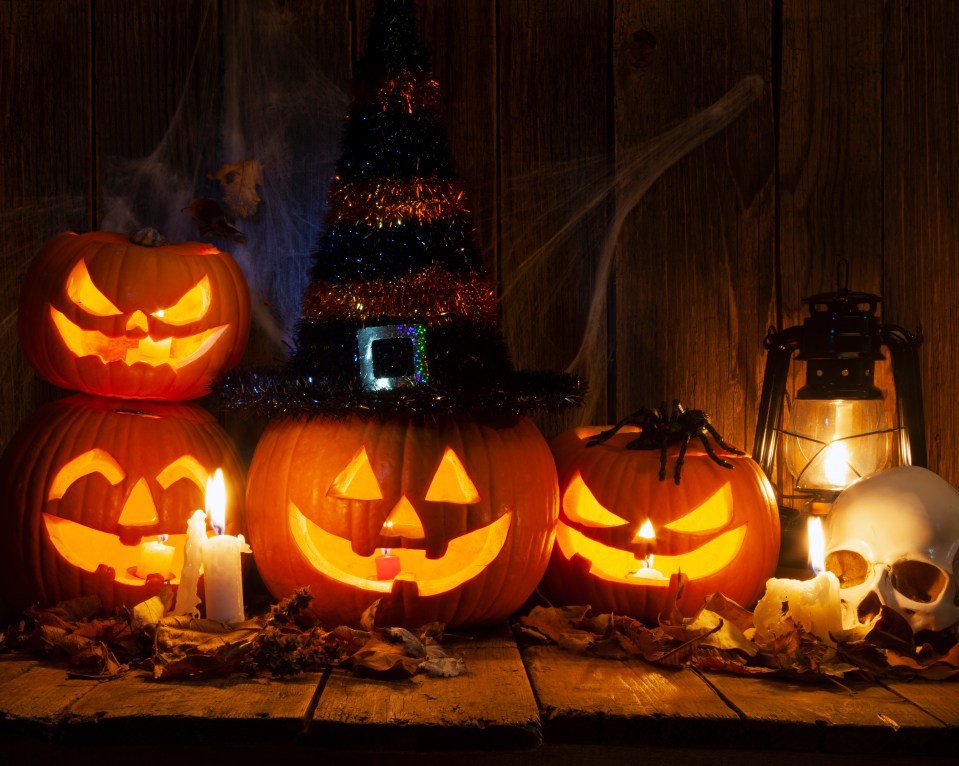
[
  {"x1": 554, "y1": 521, "x2": 747, "y2": 585},
  {"x1": 288, "y1": 502, "x2": 512, "y2": 597},
  {"x1": 42, "y1": 513, "x2": 204, "y2": 586},
  {"x1": 50, "y1": 307, "x2": 228, "y2": 369}
]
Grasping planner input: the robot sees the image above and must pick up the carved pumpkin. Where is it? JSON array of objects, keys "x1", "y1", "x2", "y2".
[
  {"x1": 18, "y1": 230, "x2": 250, "y2": 400},
  {"x1": 0, "y1": 394, "x2": 246, "y2": 613},
  {"x1": 246, "y1": 415, "x2": 558, "y2": 629},
  {"x1": 538, "y1": 425, "x2": 780, "y2": 622}
]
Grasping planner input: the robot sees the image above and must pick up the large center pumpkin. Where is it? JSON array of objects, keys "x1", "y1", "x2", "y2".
[
  {"x1": 0, "y1": 394, "x2": 246, "y2": 613},
  {"x1": 18, "y1": 231, "x2": 250, "y2": 400},
  {"x1": 246, "y1": 415, "x2": 558, "y2": 629},
  {"x1": 538, "y1": 425, "x2": 780, "y2": 622}
]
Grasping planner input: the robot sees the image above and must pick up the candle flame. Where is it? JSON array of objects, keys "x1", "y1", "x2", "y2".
[
  {"x1": 381, "y1": 548, "x2": 391, "y2": 556},
  {"x1": 807, "y1": 516, "x2": 826, "y2": 573},
  {"x1": 637, "y1": 519, "x2": 656, "y2": 540},
  {"x1": 157, "y1": 533, "x2": 168, "y2": 544},
  {"x1": 823, "y1": 440, "x2": 853, "y2": 487},
  {"x1": 206, "y1": 469, "x2": 227, "y2": 535}
]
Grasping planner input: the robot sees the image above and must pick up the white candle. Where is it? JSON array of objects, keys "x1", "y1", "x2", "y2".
[
  {"x1": 753, "y1": 517, "x2": 843, "y2": 645},
  {"x1": 201, "y1": 469, "x2": 250, "y2": 623},
  {"x1": 173, "y1": 508, "x2": 208, "y2": 617},
  {"x1": 135, "y1": 534, "x2": 175, "y2": 579},
  {"x1": 626, "y1": 554, "x2": 668, "y2": 581}
]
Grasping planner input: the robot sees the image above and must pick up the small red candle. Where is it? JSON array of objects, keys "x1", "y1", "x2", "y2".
[{"x1": 375, "y1": 548, "x2": 401, "y2": 580}]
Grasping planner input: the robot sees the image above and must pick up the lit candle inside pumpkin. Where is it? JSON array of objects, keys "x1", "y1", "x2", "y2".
[
  {"x1": 201, "y1": 469, "x2": 251, "y2": 623},
  {"x1": 753, "y1": 516, "x2": 843, "y2": 645},
  {"x1": 626, "y1": 519, "x2": 667, "y2": 579},
  {"x1": 375, "y1": 520, "x2": 402, "y2": 580},
  {"x1": 135, "y1": 534, "x2": 174, "y2": 580}
]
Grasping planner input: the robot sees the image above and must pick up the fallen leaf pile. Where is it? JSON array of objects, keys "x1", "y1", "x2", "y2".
[
  {"x1": 515, "y1": 575, "x2": 959, "y2": 682},
  {"x1": 0, "y1": 587, "x2": 466, "y2": 682}
]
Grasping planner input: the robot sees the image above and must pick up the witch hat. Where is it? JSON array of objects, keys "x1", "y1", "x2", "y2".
[{"x1": 220, "y1": 0, "x2": 584, "y2": 421}]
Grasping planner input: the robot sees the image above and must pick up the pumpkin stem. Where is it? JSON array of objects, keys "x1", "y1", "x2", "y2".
[{"x1": 130, "y1": 227, "x2": 170, "y2": 247}]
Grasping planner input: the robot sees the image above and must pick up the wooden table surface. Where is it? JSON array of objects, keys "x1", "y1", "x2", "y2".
[{"x1": 1, "y1": 626, "x2": 956, "y2": 765}]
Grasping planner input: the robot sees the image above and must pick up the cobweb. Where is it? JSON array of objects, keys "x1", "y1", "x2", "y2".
[
  {"x1": 97, "y1": 2, "x2": 761, "y2": 423},
  {"x1": 100, "y1": 2, "x2": 348, "y2": 353}
]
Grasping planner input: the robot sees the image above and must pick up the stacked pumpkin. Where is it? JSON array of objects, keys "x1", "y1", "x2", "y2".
[{"x1": 1, "y1": 229, "x2": 250, "y2": 613}]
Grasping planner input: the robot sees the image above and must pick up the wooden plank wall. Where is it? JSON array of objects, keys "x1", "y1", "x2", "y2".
[{"x1": 2, "y1": 1, "x2": 957, "y2": 494}]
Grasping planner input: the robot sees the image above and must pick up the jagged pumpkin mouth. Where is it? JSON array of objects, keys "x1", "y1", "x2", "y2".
[
  {"x1": 50, "y1": 307, "x2": 228, "y2": 369},
  {"x1": 42, "y1": 513, "x2": 203, "y2": 586},
  {"x1": 288, "y1": 502, "x2": 512, "y2": 596},
  {"x1": 554, "y1": 521, "x2": 747, "y2": 586}
]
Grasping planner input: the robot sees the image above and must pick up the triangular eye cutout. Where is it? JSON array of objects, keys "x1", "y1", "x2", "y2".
[
  {"x1": 663, "y1": 483, "x2": 734, "y2": 534},
  {"x1": 328, "y1": 446, "x2": 383, "y2": 500},
  {"x1": 66, "y1": 259, "x2": 122, "y2": 317},
  {"x1": 561, "y1": 473, "x2": 630, "y2": 528},
  {"x1": 425, "y1": 447, "x2": 480, "y2": 503}
]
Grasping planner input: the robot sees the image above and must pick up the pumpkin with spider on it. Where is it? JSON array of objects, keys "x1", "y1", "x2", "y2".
[{"x1": 538, "y1": 402, "x2": 781, "y2": 623}]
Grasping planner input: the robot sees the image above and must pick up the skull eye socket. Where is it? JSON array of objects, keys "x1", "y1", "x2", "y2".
[
  {"x1": 890, "y1": 560, "x2": 948, "y2": 603},
  {"x1": 826, "y1": 549, "x2": 870, "y2": 588}
]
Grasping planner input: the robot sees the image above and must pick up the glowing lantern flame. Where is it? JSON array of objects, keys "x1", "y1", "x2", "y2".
[
  {"x1": 206, "y1": 469, "x2": 227, "y2": 535},
  {"x1": 807, "y1": 515, "x2": 826, "y2": 573},
  {"x1": 822, "y1": 440, "x2": 853, "y2": 488}
]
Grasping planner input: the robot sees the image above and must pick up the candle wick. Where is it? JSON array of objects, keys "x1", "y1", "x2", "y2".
[
  {"x1": 158, "y1": 533, "x2": 169, "y2": 544},
  {"x1": 212, "y1": 524, "x2": 224, "y2": 536}
]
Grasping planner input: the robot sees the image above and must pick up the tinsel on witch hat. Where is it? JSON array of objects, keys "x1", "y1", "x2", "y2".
[{"x1": 220, "y1": 0, "x2": 584, "y2": 421}]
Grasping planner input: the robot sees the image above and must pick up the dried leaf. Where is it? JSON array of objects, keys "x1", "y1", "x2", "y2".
[
  {"x1": 182, "y1": 198, "x2": 246, "y2": 244},
  {"x1": 687, "y1": 609, "x2": 758, "y2": 657},
  {"x1": 350, "y1": 635, "x2": 421, "y2": 678},
  {"x1": 208, "y1": 160, "x2": 263, "y2": 218},
  {"x1": 518, "y1": 604, "x2": 592, "y2": 643},
  {"x1": 132, "y1": 585, "x2": 174, "y2": 627}
]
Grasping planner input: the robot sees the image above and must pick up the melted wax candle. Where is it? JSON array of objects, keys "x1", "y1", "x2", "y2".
[
  {"x1": 753, "y1": 517, "x2": 843, "y2": 645},
  {"x1": 202, "y1": 469, "x2": 251, "y2": 623}
]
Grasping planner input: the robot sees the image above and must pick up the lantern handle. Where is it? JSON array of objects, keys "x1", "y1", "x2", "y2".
[
  {"x1": 881, "y1": 323, "x2": 927, "y2": 468},
  {"x1": 752, "y1": 325, "x2": 803, "y2": 479}
]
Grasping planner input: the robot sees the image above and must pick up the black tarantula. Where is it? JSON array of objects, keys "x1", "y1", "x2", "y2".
[{"x1": 587, "y1": 400, "x2": 744, "y2": 484}]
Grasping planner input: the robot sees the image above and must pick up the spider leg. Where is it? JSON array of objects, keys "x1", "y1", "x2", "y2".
[
  {"x1": 698, "y1": 430, "x2": 734, "y2": 469},
  {"x1": 674, "y1": 433, "x2": 691, "y2": 484},
  {"x1": 658, "y1": 438, "x2": 669, "y2": 481},
  {"x1": 703, "y1": 421, "x2": 744, "y2": 455}
]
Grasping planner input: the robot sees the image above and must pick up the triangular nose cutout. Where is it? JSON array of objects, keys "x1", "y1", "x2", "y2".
[
  {"x1": 117, "y1": 478, "x2": 160, "y2": 527},
  {"x1": 382, "y1": 496, "x2": 425, "y2": 539},
  {"x1": 126, "y1": 310, "x2": 149, "y2": 332}
]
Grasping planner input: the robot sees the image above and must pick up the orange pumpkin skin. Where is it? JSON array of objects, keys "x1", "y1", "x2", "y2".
[
  {"x1": 538, "y1": 426, "x2": 780, "y2": 622},
  {"x1": 0, "y1": 394, "x2": 247, "y2": 613},
  {"x1": 19, "y1": 231, "x2": 250, "y2": 400},
  {"x1": 246, "y1": 415, "x2": 558, "y2": 629}
]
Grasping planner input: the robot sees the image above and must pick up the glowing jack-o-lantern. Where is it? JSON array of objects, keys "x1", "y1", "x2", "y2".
[
  {"x1": 0, "y1": 394, "x2": 246, "y2": 613},
  {"x1": 18, "y1": 230, "x2": 250, "y2": 400},
  {"x1": 538, "y1": 426, "x2": 780, "y2": 622},
  {"x1": 245, "y1": 415, "x2": 558, "y2": 629}
]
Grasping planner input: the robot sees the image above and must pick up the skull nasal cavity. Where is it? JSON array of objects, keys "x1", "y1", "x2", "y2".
[
  {"x1": 382, "y1": 496, "x2": 425, "y2": 539},
  {"x1": 117, "y1": 478, "x2": 160, "y2": 526}
]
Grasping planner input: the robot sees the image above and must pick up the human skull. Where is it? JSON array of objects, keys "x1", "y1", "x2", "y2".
[{"x1": 824, "y1": 466, "x2": 959, "y2": 634}]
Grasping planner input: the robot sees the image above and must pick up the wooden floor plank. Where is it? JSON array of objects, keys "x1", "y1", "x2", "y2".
[
  {"x1": 0, "y1": 663, "x2": 101, "y2": 739},
  {"x1": 522, "y1": 645, "x2": 741, "y2": 747},
  {"x1": 702, "y1": 671, "x2": 951, "y2": 757},
  {"x1": 0, "y1": 654, "x2": 37, "y2": 685},
  {"x1": 882, "y1": 680, "x2": 959, "y2": 727},
  {"x1": 309, "y1": 633, "x2": 541, "y2": 750},
  {"x1": 62, "y1": 668, "x2": 323, "y2": 744}
]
